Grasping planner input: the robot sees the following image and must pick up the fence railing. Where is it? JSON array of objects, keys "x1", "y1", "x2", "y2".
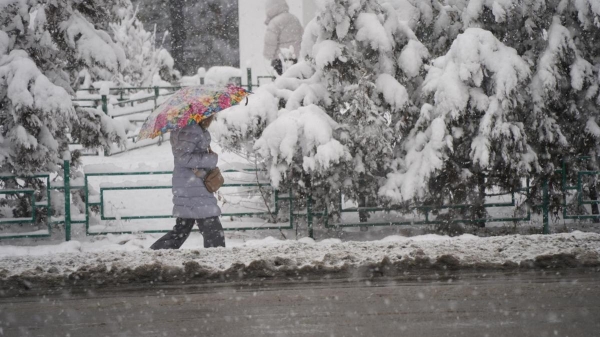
[
  {"x1": 0, "y1": 162, "x2": 83, "y2": 240},
  {"x1": 84, "y1": 168, "x2": 294, "y2": 235},
  {"x1": 71, "y1": 68, "x2": 275, "y2": 116},
  {"x1": 332, "y1": 180, "x2": 532, "y2": 229},
  {"x1": 69, "y1": 68, "x2": 275, "y2": 156}
]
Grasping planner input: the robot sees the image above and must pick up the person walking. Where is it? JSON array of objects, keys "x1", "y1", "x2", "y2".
[
  {"x1": 263, "y1": 0, "x2": 304, "y2": 75},
  {"x1": 150, "y1": 115, "x2": 225, "y2": 249}
]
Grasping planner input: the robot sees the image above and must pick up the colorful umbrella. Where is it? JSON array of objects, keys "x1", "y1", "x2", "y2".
[{"x1": 137, "y1": 85, "x2": 250, "y2": 140}]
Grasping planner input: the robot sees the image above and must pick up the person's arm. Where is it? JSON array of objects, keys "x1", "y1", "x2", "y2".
[
  {"x1": 263, "y1": 23, "x2": 280, "y2": 60},
  {"x1": 173, "y1": 138, "x2": 218, "y2": 169}
]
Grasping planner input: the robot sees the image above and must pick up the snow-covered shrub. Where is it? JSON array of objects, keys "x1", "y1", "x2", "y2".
[
  {"x1": 383, "y1": 0, "x2": 600, "y2": 215},
  {"x1": 381, "y1": 28, "x2": 536, "y2": 220},
  {"x1": 0, "y1": 47, "x2": 75, "y2": 173},
  {"x1": 110, "y1": 6, "x2": 177, "y2": 87},
  {"x1": 216, "y1": 0, "x2": 599, "y2": 223},
  {"x1": 448, "y1": 0, "x2": 600, "y2": 211},
  {"x1": 0, "y1": 0, "x2": 133, "y2": 223},
  {"x1": 214, "y1": 0, "x2": 428, "y2": 218},
  {"x1": 529, "y1": 16, "x2": 600, "y2": 168}
]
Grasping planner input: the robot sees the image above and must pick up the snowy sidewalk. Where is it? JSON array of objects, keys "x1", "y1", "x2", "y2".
[{"x1": 1, "y1": 232, "x2": 599, "y2": 293}]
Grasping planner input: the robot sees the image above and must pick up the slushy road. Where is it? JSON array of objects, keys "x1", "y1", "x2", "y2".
[{"x1": 1, "y1": 270, "x2": 599, "y2": 336}]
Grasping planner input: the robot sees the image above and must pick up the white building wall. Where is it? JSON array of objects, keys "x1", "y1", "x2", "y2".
[
  {"x1": 238, "y1": 0, "x2": 316, "y2": 88},
  {"x1": 301, "y1": 0, "x2": 317, "y2": 26}
]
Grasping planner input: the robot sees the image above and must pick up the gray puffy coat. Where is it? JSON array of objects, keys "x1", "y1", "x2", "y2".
[
  {"x1": 171, "y1": 124, "x2": 220, "y2": 219},
  {"x1": 263, "y1": 0, "x2": 304, "y2": 60}
]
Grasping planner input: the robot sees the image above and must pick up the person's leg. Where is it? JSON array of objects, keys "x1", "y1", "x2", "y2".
[
  {"x1": 196, "y1": 216, "x2": 225, "y2": 248},
  {"x1": 150, "y1": 218, "x2": 195, "y2": 250}
]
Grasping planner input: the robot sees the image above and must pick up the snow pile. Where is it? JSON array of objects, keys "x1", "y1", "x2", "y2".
[
  {"x1": 0, "y1": 232, "x2": 598, "y2": 290},
  {"x1": 179, "y1": 66, "x2": 242, "y2": 87},
  {"x1": 204, "y1": 66, "x2": 242, "y2": 86}
]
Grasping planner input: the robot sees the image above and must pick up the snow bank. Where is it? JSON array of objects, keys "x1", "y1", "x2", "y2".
[
  {"x1": 205, "y1": 66, "x2": 242, "y2": 86},
  {"x1": 179, "y1": 66, "x2": 242, "y2": 87},
  {"x1": 1, "y1": 232, "x2": 598, "y2": 292}
]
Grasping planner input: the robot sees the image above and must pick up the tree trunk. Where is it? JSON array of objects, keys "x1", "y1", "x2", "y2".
[
  {"x1": 475, "y1": 173, "x2": 486, "y2": 228},
  {"x1": 590, "y1": 185, "x2": 599, "y2": 223},
  {"x1": 169, "y1": 0, "x2": 187, "y2": 73},
  {"x1": 358, "y1": 194, "x2": 368, "y2": 223}
]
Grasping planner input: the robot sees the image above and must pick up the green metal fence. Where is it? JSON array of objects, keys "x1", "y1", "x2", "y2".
[
  {"x1": 83, "y1": 168, "x2": 293, "y2": 235},
  {"x1": 4, "y1": 157, "x2": 599, "y2": 241},
  {"x1": 331, "y1": 179, "x2": 532, "y2": 228},
  {"x1": 0, "y1": 161, "x2": 84, "y2": 240},
  {"x1": 559, "y1": 157, "x2": 600, "y2": 223}
]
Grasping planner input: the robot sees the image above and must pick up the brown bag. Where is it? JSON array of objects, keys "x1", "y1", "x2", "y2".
[{"x1": 202, "y1": 167, "x2": 224, "y2": 193}]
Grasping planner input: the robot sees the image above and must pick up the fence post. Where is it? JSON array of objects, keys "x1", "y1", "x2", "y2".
[
  {"x1": 542, "y1": 178, "x2": 549, "y2": 234},
  {"x1": 200, "y1": 77, "x2": 205, "y2": 85},
  {"x1": 307, "y1": 192, "x2": 314, "y2": 239},
  {"x1": 154, "y1": 86, "x2": 159, "y2": 109},
  {"x1": 247, "y1": 68, "x2": 252, "y2": 92},
  {"x1": 63, "y1": 160, "x2": 71, "y2": 241},
  {"x1": 101, "y1": 95, "x2": 108, "y2": 115},
  {"x1": 289, "y1": 187, "x2": 294, "y2": 229}
]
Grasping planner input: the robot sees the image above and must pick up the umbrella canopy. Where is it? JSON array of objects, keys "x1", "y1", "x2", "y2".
[{"x1": 137, "y1": 85, "x2": 250, "y2": 140}]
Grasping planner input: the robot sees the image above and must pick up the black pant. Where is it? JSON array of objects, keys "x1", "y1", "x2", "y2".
[{"x1": 150, "y1": 217, "x2": 225, "y2": 250}]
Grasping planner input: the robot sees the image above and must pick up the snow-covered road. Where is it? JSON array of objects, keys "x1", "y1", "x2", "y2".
[{"x1": 2, "y1": 270, "x2": 599, "y2": 337}]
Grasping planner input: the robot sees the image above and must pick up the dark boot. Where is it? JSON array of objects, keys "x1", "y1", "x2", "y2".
[
  {"x1": 197, "y1": 216, "x2": 225, "y2": 248},
  {"x1": 150, "y1": 218, "x2": 195, "y2": 250}
]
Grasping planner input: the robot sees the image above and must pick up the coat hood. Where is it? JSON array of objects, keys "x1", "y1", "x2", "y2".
[{"x1": 265, "y1": 0, "x2": 289, "y2": 24}]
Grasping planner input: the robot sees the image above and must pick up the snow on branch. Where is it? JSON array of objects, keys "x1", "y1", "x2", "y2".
[
  {"x1": 356, "y1": 13, "x2": 393, "y2": 52},
  {"x1": 375, "y1": 74, "x2": 409, "y2": 110},
  {"x1": 254, "y1": 105, "x2": 350, "y2": 187},
  {"x1": 313, "y1": 40, "x2": 344, "y2": 69},
  {"x1": 0, "y1": 50, "x2": 74, "y2": 116},
  {"x1": 380, "y1": 104, "x2": 449, "y2": 201},
  {"x1": 381, "y1": 28, "x2": 535, "y2": 202},
  {"x1": 532, "y1": 17, "x2": 595, "y2": 107},
  {"x1": 60, "y1": 11, "x2": 126, "y2": 79}
]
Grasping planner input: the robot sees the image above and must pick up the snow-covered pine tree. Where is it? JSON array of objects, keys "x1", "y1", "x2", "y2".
[
  {"x1": 380, "y1": 0, "x2": 600, "y2": 219},
  {"x1": 380, "y1": 28, "x2": 536, "y2": 221},
  {"x1": 1, "y1": 0, "x2": 131, "y2": 221},
  {"x1": 386, "y1": 0, "x2": 462, "y2": 58},
  {"x1": 444, "y1": 0, "x2": 600, "y2": 213},
  {"x1": 213, "y1": 0, "x2": 429, "y2": 220},
  {"x1": 524, "y1": 7, "x2": 600, "y2": 211},
  {"x1": 110, "y1": 5, "x2": 177, "y2": 87}
]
